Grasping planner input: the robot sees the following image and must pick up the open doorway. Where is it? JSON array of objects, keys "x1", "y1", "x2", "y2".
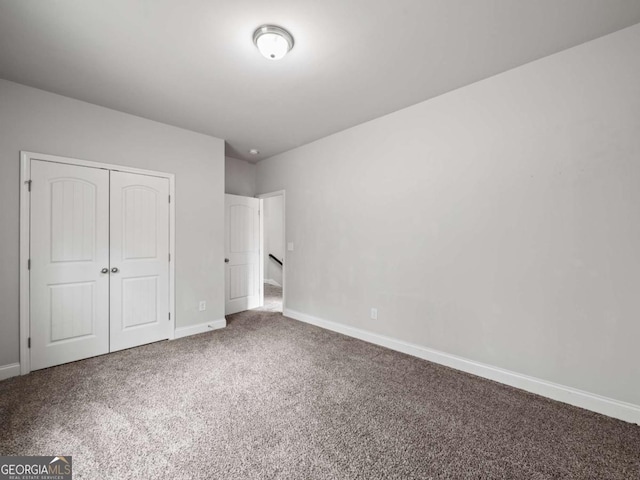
[
  {"x1": 259, "y1": 191, "x2": 285, "y2": 313},
  {"x1": 223, "y1": 190, "x2": 285, "y2": 317}
]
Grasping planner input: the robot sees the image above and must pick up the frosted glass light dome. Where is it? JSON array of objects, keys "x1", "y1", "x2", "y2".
[{"x1": 253, "y1": 25, "x2": 294, "y2": 60}]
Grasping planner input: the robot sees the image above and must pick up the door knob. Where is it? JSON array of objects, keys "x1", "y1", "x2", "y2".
[
  {"x1": 111, "y1": 267, "x2": 119, "y2": 273},
  {"x1": 224, "y1": 258, "x2": 229, "y2": 263},
  {"x1": 101, "y1": 268, "x2": 109, "y2": 274}
]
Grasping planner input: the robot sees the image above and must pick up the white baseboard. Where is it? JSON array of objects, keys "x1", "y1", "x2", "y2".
[
  {"x1": 0, "y1": 363, "x2": 21, "y2": 381},
  {"x1": 174, "y1": 318, "x2": 226, "y2": 339},
  {"x1": 264, "y1": 278, "x2": 282, "y2": 287},
  {"x1": 283, "y1": 308, "x2": 640, "y2": 425}
]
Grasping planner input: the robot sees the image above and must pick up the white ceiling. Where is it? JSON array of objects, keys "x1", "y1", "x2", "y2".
[{"x1": 1, "y1": 1, "x2": 640, "y2": 162}]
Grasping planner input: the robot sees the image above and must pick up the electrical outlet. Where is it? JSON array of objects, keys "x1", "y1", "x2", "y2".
[
  {"x1": 287, "y1": 242, "x2": 294, "y2": 251},
  {"x1": 370, "y1": 308, "x2": 378, "y2": 320},
  {"x1": 199, "y1": 301, "x2": 206, "y2": 312}
]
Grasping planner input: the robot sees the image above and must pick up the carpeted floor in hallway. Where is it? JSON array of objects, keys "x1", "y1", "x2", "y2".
[
  {"x1": 1, "y1": 309, "x2": 639, "y2": 479},
  {"x1": 259, "y1": 282, "x2": 283, "y2": 312}
]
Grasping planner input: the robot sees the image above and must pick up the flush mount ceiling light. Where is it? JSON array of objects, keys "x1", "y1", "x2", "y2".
[
  {"x1": 253, "y1": 25, "x2": 294, "y2": 60},
  {"x1": 249, "y1": 148, "x2": 260, "y2": 155}
]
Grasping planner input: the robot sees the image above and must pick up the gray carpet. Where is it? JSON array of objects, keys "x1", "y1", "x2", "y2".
[
  {"x1": 259, "y1": 283, "x2": 283, "y2": 312},
  {"x1": 1, "y1": 310, "x2": 639, "y2": 479}
]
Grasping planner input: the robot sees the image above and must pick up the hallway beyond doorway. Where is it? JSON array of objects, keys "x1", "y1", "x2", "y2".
[{"x1": 258, "y1": 283, "x2": 282, "y2": 312}]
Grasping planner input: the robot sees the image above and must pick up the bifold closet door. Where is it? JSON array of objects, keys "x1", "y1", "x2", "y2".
[
  {"x1": 30, "y1": 160, "x2": 110, "y2": 370},
  {"x1": 109, "y1": 171, "x2": 170, "y2": 352}
]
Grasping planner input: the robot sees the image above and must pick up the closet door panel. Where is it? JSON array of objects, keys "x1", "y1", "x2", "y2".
[
  {"x1": 30, "y1": 160, "x2": 110, "y2": 370},
  {"x1": 110, "y1": 171, "x2": 170, "y2": 352}
]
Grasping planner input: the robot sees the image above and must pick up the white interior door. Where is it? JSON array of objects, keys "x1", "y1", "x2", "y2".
[
  {"x1": 109, "y1": 171, "x2": 170, "y2": 352},
  {"x1": 225, "y1": 194, "x2": 262, "y2": 315},
  {"x1": 30, "y1": 160, "x2": 110, "y2": 370}
]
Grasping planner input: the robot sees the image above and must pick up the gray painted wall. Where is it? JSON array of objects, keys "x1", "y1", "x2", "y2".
[
  {"x1": 225, "y1": 156, "x2": 256, "y2": 197},
  {"x1": 256, "y1": 24, "x2": 640, "y2": 406},
  {"x1": 0, "y1": 80, "x2": 225, "y2": 367}
]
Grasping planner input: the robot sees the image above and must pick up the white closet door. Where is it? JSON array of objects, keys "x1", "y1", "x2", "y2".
[
  {"x1": 30, "y1": 160, "x2": 110, "y2": 370},
  {"x1": 225, "y1": 194, "x2": 261, "y2": 315},
  {"x1": 109, "y1": 171, "x2": 170, "y2": 352}
]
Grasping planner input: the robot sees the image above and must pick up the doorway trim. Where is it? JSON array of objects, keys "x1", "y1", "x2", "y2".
[
  {"x1": 19, "y1": 151, "x2": 176, "y2": 375},
  {"x1": 257, "y1": 190, "x2": 286, "y2": 312}
]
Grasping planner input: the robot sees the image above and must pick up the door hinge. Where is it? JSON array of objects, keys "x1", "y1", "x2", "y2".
[
  {"x1": 168, "y1": 195, "x2": 171, "y2": 203},
  {"x1": 28, "y1": 337, "x2": 31, "y2": 349},
  {"x1": 168, "y1": 312, "x2": 171, "y2": 321},
  {"x1": 26, "y1": 180, "x2": 32, "y2": 192},
  {"x1": 168, "y1": 253, "x2": 171, "y2": 262},
  {"x1": 27, "y1": 259, "x2": 31, "y2": 270}
]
